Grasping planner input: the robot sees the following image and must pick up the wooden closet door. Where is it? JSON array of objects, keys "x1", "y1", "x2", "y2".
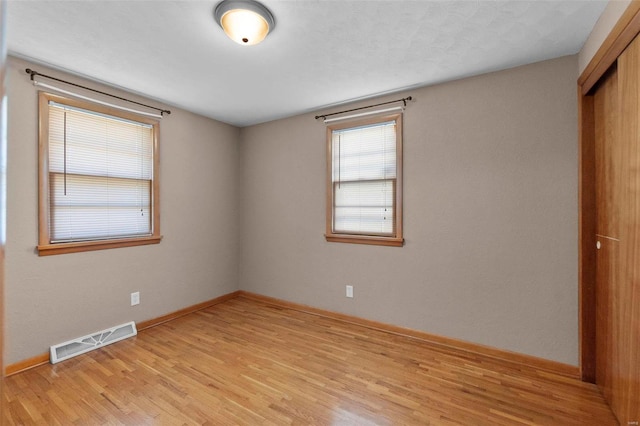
[
  {"x1": 595, "y1": 237, "x2": 619, "y2": 406},
  {"x1": 593, "y1": 64, "x2": 623, "y2": 417},
  {"x1": 593, "y1": 32, "x2": 640, "y2": 424},
  {"x1": 617, "y1": 33, "x2": 640, "y2": 425}
]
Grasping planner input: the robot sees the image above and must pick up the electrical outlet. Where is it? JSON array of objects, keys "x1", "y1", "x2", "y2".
[
  {"x1": 131, "y1": 292, "x2": 140, "y2": 306},
  {"x1": 346, "y1": 285, "x2": 354, "y2": 298}
]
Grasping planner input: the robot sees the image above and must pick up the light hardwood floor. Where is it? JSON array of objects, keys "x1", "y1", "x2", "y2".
[{"x1": 3, "y1": 297, "x2": 616, "y2": 425}]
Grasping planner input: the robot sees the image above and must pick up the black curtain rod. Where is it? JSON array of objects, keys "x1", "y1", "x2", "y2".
[
  {"x1": 315, "y1": 96, "x2": 412, "y2": 120},
  {"x1": 26, "y1": 68, "x2": 171, "y2": 116}
]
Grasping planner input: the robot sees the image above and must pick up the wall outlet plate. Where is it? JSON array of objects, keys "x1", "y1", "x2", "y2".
[
  {"x1": 131, "y1": 291, "x2": 140, "y2": 306},
  {"x1": 346, "y1": 285, "x2": 354, "y2": 298}
]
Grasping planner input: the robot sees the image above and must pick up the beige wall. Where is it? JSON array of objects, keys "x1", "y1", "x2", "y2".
[
  {"x1": 239, "y1": 55, "x2": 579, "y2": 365},
  {"x1": 6, "y1": 54, "x2": 581, "y2": 367},
  {"x1": 5, "y1": 56, "x2": 240, "y2": 364},
  {"x1": 579, "y1": 0, "x2": 632, "y2": 74}
]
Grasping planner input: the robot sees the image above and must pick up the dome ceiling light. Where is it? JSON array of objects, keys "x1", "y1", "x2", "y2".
[{"x1": 214, "y1": 0, "x2": 275, "y2": 46}]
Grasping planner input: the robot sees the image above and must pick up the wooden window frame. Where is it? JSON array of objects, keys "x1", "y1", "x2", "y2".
[
  {"x1": 37, "y1": 92, "x2": 162, "y2": 256},
  {"x1": 325, "y1": 113, "x2": 404, "y2": 247}
]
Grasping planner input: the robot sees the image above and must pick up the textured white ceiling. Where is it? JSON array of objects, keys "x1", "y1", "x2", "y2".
[{"x1": 7, "y1": 0, "x2": 607, "y2": 127}]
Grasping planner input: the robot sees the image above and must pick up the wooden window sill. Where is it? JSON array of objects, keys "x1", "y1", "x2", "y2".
[
  {"x1": 37, "y1": 235, "x2": 162, "y2": 256},
  {"x1": 325, "y1": 234, "x2": 404, "y2": 247}
]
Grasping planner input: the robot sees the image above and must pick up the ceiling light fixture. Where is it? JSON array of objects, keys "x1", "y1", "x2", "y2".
[{"x1": 214, "y1": 0, "x2": 275, "y2": 46}]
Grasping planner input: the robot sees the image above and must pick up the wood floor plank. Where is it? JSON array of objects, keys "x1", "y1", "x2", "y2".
[{"x1": 3, "y1": 297, "x2": 616, "y2": 425}]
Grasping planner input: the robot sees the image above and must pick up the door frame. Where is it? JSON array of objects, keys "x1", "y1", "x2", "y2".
[
  {"x1": 0, "y1": 0, "x2": 6, "y2": 417},
  {"x1": 578, "y1": 1, "x2": 640, "y2": 382}
]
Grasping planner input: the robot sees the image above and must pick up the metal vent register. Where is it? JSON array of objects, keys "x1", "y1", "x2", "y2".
[{"x1": 50, "y1": 321, "x2": 137, "y2": 364}]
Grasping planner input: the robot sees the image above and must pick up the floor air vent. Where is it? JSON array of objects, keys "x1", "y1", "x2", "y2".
[{"x1": 50, "y1": 321, "x2": 137, "y2": 364}]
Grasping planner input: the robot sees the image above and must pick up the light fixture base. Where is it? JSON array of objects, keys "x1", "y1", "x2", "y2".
[{"x1": 214, "y1": 0, "x2": 276, "y2": 46}]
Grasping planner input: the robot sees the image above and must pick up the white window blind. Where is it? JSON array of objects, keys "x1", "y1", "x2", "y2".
[
  {"x1": 47, "y1": 101, "x2": 153, "y2": 243},
  {"x1": 331, "y1": 120, "x2": 397, "y2": 236}
]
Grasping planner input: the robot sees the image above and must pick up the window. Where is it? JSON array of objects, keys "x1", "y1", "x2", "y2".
[
  {"x1": 325, "y1": 113, "x2": 403, "y2": 246},
  {"x1": 38, "y1": 92, "x2": 161, "y2": 255}
]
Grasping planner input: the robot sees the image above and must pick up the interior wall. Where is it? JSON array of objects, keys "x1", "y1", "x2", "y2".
[
  {"x1": 239, "y1": 55, "x2": 579, "y2": 365},
  {"x1": 1, "y1": 0, "x2": 8, "y2": 411},
  {"x1": 5, "y1": 56, "x2": 240, "y2": 365}
]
